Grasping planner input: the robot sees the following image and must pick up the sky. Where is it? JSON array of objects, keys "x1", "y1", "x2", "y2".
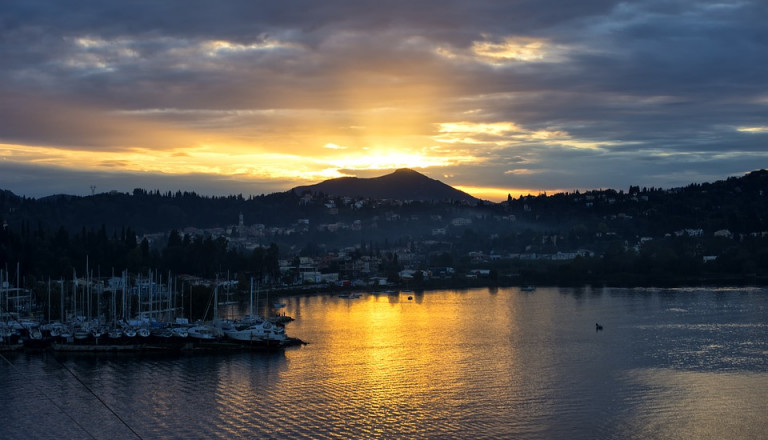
[{"x1": 1, "y1": 0, "x2": 766, "y2": 202}]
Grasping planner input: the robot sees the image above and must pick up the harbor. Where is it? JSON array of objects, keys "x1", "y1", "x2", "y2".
[{"x1": 1, "y1": 268, "x2": 304, "y2": 356}]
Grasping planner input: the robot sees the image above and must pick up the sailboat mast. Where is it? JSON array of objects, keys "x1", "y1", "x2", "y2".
[
  {"x1": 214, "y1": 275, "x2": 219, "y2": 320},
  {"x1": 60, "y1": 278, "x2": 64, "y2": 322},
  {"x1": 249, "y1": 277, "x2": 254, "y2": 318}
]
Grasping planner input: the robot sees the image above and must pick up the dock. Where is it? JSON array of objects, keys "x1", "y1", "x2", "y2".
[{"x1": 45, "y1": 337, "x2": 307, "y2": 354}]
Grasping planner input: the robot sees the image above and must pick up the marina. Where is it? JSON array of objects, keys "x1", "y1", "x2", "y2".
[{"x1": 1, "y1": 269, "x2": 302, "y2": 355}]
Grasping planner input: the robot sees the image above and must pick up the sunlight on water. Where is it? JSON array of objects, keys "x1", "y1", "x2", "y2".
[
  {"x1": 617, "y1": 369, "x2": 768, "y2": 440},
  {"x1": 2, "y1": 287, "x2": 767, "y2": 439}
]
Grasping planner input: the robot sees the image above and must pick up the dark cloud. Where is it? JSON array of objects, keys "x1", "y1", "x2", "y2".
[
  {"x1": 0, "y1": 162, "x2": 290, "y2": 199},
  {"x1": 1, "y1": 0, "x2": 766, "y2": 200}
]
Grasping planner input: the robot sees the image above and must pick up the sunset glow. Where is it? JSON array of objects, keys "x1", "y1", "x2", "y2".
[
  {"x1": 1, "y1": 1, "x2": 765, "y2": 200},
  {"x1": 454, "y1": 185, "x2": 556, "y2": 201}
]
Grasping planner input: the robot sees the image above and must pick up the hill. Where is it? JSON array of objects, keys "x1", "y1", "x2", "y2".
[
  {"x1": 291, "y1": 168, "x2": 479, "y2": 203},
  {"x1": 1, "y1": 169, "x2": 767, "y2": 286}
]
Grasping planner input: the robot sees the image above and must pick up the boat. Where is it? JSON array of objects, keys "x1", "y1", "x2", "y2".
[
  {"x1": 108, "y1": 328, "x2": 123, "y2": 340},
  {"x1": 44, "y1": 322, "x2": 68, "y2": 340},
  {"x1": 28, "y1": 326, "x2": 44, "y2": 341},
  {"x1": 22, "y1": 324, "x2": 52, "y2": 349},
  {"x1": 521, "y1": 285, "x2": 536, "y2": 292},
  {"x1": 153, "y1": 328, "x2": 174, "y2": 340},
  {"x1": 73, "y1": 327, "x2": 91, "y2": 341},
  {"x1": 188, "y1": 324, "x2": 217, "y2": 340},
  {"x1": 222, "y1": 279, "x2": 291, "y2": 346},
  {"x1": 225, "y1": 320, "x2": 286, "y2": 344},
  {"x1": 171, "y1": 326, "x2": 189, "y2": 339},
  {"x1": 0, "y1": 324, "x2": 16, "y2": 342},
  {"x1": 91, "y1": 327, "x2": 105, "y2": 339}
]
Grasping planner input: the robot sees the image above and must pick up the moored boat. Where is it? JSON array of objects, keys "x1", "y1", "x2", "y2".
[
  {"x1": 188, "y1": 324, "x2": 217, "y2": 340},
  {"x1": 225, "y1": 320, "x2": 286, "y2": 345}
]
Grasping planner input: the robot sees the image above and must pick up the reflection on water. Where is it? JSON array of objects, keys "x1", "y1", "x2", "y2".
[
  {"x1": 1, "y1": 287, "x2": 767, "y2": 439},
  {"x1": 618, "y1": 368, "x2": 768, "y2": 440}
]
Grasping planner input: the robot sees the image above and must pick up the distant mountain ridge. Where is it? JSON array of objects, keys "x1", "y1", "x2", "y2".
[
  {"x1": 291, "y1": 168, "x2": 479, "y2": 202},
  {"x1": 0, "y1": 169, "x2": 766, "y2": 238}
]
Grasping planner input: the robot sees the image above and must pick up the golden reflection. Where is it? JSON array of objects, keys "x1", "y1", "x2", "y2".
[{"x1": 288, "y1": 291, "x2": 523, "y2": 422}]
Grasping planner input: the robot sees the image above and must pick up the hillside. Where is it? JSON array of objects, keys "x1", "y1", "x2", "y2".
[
  {"x1": 291, "y1": 168, "x2": 479, "y2": 203},
  {"x1": 0, "y1": 170, "x2": 766, "y2": 237},
  {"x1": 1, "y1": 169, "x2": 767, "y2": 285}
]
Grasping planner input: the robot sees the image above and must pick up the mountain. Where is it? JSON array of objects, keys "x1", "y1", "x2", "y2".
[{"x1": 291, "y1": 168, "x2": 480, "y2": 203}]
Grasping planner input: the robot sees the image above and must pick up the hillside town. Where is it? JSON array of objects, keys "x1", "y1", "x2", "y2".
[
  {"x1": 1, "y1": 169, "x2": 767, "y2": 297},
  {"x1": 135, "y1": 174, "x2": 768, "y2": 290}
]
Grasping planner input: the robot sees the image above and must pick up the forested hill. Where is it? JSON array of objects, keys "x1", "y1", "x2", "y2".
[
  {"x1": 0, "y1": 169, "x2": 766, "y2": 237},
  {"x1": 0, "y1": 189, "x2": 305, "y2": 234},
  {"x1": 506, "y1": 169, "x2": 768, "y2": 236},
  {"x1": 1, "y1": 170, "x2": 767, "y2": 286}
]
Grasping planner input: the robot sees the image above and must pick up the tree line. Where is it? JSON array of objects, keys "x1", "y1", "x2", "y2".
[{"x1": 0, "y1": 222, "x2": 280, "y2": 289}]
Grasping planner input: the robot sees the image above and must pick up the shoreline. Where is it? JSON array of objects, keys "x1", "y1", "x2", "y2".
[{"x1": 263, "y1": 276, "x2": 768, "y2": 299}]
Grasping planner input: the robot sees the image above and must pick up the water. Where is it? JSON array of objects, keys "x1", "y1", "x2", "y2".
[{"x1": 2, "y1": 287, "x2": 767, "y2": 439}]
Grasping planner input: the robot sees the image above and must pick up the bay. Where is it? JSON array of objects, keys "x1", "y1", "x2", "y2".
[{"x1": 2, "y1": 286, "x2": 767, "y2": 439}]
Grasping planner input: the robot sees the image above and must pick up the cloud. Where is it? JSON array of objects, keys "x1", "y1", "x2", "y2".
[
  {"x1": 1, "y1": 0, "x2": 766, "y2": 201},
  {"x1": 737, "y1": 126, "x2": 768, "y2": 134},
  {"x1": 0, "y1": 161, "x2": 293, "y2": 199}
]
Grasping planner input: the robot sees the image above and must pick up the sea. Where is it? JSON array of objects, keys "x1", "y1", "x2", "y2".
[{"x1": 2, "y1": 286, "x2": 767, "y2": 440}]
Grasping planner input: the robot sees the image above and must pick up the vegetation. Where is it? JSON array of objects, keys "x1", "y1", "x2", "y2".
[{"x1": 1, "y1": 170, "x2": 767, "y2": 292}]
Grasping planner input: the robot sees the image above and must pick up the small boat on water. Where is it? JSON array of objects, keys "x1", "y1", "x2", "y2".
[{"x1": 521, "y1": 285, "x2": 536, "y2": 292}]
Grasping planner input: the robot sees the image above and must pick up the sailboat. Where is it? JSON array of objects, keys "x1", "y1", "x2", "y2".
[{"x1": 223, "y1": 278, "x2": 287, "y2": 346}]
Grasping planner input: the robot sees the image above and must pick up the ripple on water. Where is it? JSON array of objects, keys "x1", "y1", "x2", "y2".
[{"x1": 2, "y1": 287, "x2": 767, "y2": 439}]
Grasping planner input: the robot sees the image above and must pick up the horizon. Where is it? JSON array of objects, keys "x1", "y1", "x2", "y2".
[
  {"x1": 3, "y1": 167, "x2": 760, "y2": 203},
  {"x1": 1, "y1": 1, "x2": 766, "y2": 202}
]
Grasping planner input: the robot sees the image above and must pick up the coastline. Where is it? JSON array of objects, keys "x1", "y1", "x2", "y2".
[{"x1": 263, "y1": 275, "x2": 768, "y2": 299}]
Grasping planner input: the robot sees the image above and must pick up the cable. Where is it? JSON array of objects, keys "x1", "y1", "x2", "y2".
[
  {"x1": 0, "y1": 351, "x2": 98, "y2": 440},
  {"x1": 51, "y1": 354, "x2": 145, "y2": 440}
]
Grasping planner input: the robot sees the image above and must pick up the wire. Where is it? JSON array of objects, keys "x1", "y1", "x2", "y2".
[
  {"x1": 51, "y1": 354, "x2": 145, "y2": 440},
  {"x1": 0, "y1": 351, "x2": 98, "y2": 440}
]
